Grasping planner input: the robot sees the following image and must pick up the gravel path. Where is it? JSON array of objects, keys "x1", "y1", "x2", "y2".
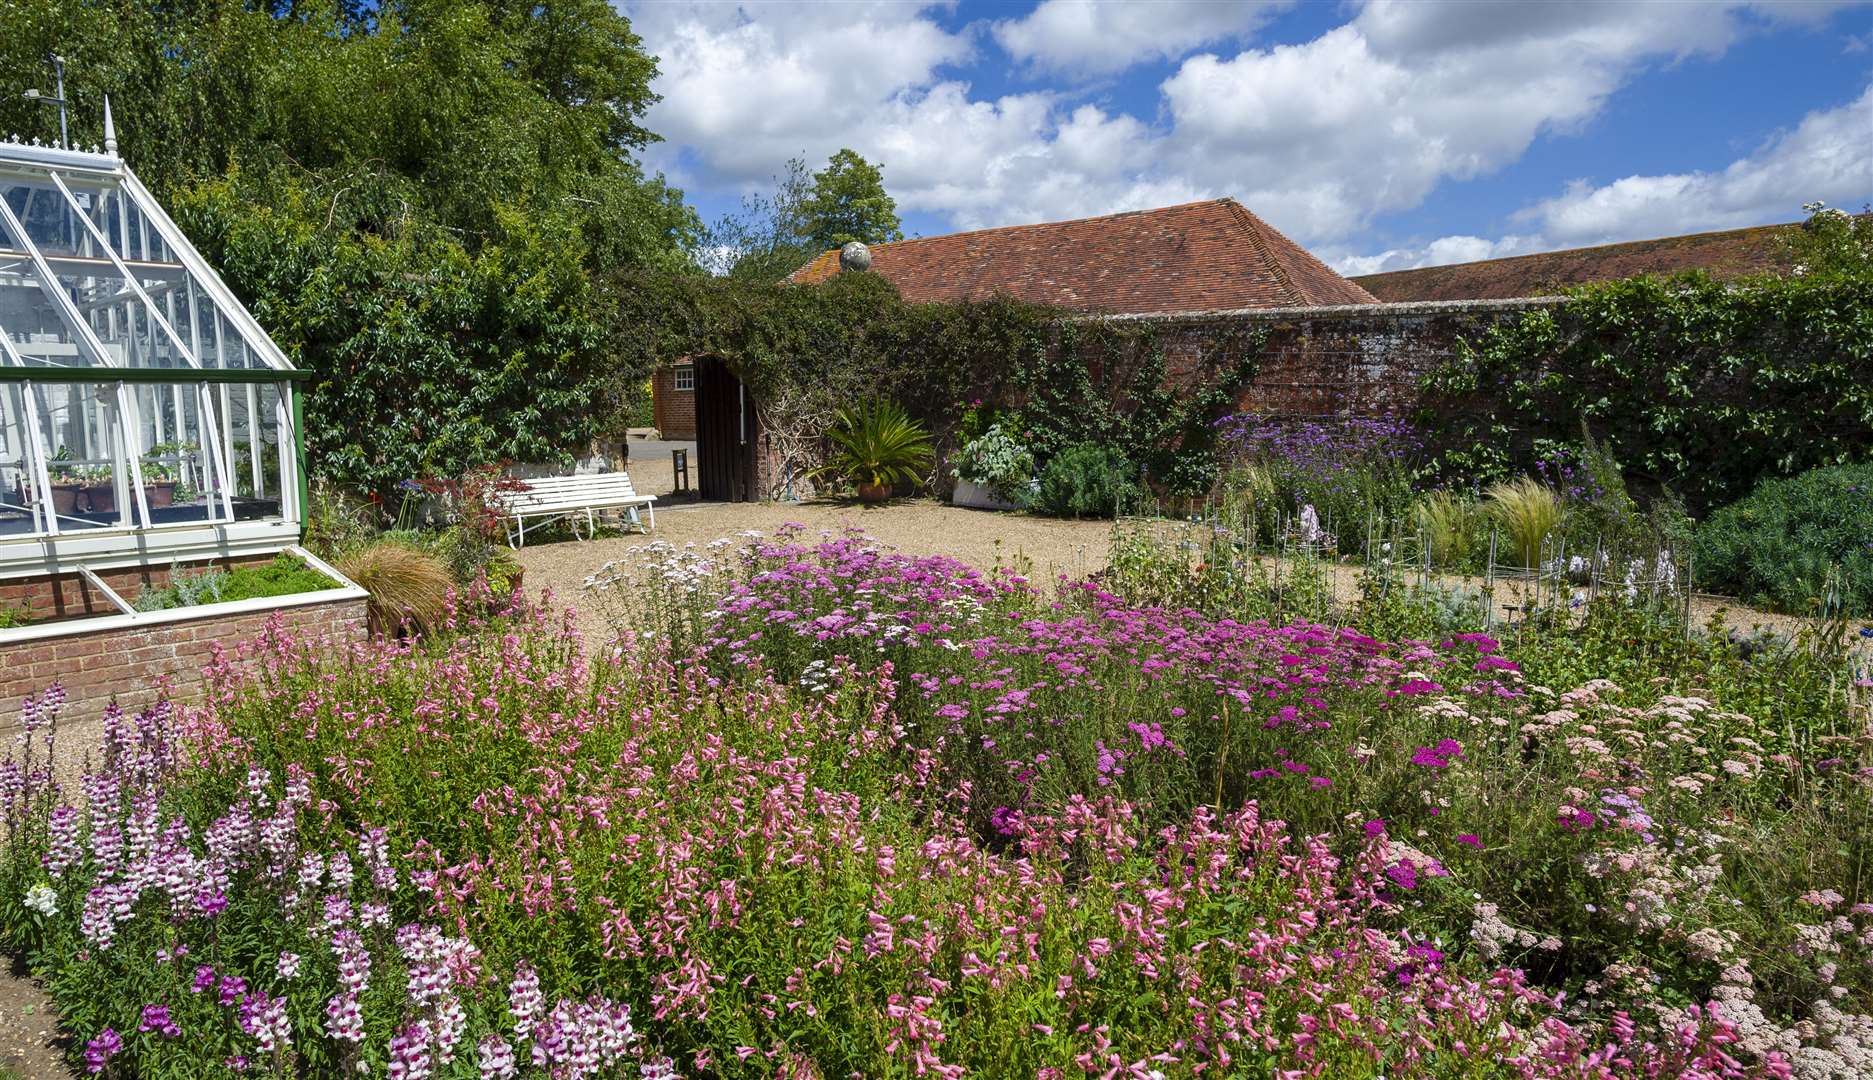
[
  {"x1": 0, "y1": 959, "x2": 69, "y2": 1078},
  {"x1": 516, "y1": 498, "x2": 1836, "y2": 649}
]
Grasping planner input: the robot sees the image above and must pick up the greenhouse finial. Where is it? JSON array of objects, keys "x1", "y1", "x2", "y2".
[{"x1": 103, "y1": 94, "x2": 116, "y2": 156}]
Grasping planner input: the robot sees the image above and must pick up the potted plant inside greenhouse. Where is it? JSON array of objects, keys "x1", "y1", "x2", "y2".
[
  {"x1": 141, "y1": 442, "x2": 189, "y2": 508},
  {"x1": 76, "y1": 464, "x2": 115, "y2": 516},
  {"x1": 46, "y1": 448, "x2": 82, "y2": 516}
]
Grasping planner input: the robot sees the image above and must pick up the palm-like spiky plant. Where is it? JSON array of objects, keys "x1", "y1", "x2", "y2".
[{"x1": 817, "y1": 400, "x2": 934, "y2": 498}]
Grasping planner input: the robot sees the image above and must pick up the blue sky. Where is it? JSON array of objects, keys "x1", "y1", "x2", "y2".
[{"x1": 622, "y1": 0, "x2": 1873, "y2": 272}]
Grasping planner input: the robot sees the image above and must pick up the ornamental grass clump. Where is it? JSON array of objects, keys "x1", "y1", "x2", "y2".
[
  {"x1": 1415, "y1": 489, "x2": 1488, "y2": 570},
  {"x1": 336, "y1": 539, "x2": 453, "y2": 635},
  {"x1": 1486, "y1": 476, "x2": 1565, "y2": 569}
]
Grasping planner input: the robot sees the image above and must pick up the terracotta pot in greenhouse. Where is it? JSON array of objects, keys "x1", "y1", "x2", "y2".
[
  {"x1": 81, "y1": 484, "x2": 115, "y2": 516},
  {"x1": 48, "y1": 483, "x2": 81, "y2": 516},
  {"x1": 146, "y1": 482, "x2": 176, "y2": 509}
]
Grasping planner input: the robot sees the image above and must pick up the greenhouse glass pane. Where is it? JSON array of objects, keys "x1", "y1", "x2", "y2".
[
  {"x1": 0, "y1": 381, "x2": 46, "y2": 539},
  {"x1": 0, "y1": 175, "x2": 81, "y2": 258},
  {"x1": 0, "y1": 160, "x2": 289, "y2": 373},
  {"x1": 28, "y1": 381, "x2": 122, "y2": 532}
]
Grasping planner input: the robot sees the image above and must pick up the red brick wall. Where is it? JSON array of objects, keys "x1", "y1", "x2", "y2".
[
  {"x1": 0, "y1": 555, "x2": 277, "y2": 622},
  {"x1": 0, "y1": 592, "x2": 367, "y2": 725},
  {"x1": 1137, "y1": 297, "x2": 1557, "y2": 418},
  {"x1": 653, "y1": 365, "x2": 697, "y2": 440}
]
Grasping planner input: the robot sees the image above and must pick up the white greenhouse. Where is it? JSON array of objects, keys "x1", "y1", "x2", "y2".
[{"x1": 0, "y1": 115, "x2": 362, "y2": 655}]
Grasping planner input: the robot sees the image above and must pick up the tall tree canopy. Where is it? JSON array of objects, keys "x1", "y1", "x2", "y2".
[
  {"x1": 706, "y1": 148, "x2": 904, "y2": 283},
  {"x1": 802, "y1": 148, "x2": 903, "y2": 251},
  {"x1": 0, "y1": 1, "x2": 701, "y2": 494}
]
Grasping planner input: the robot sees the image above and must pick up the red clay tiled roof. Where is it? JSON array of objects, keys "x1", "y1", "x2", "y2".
[
  {"x1": 1350, "y1": 222, "x2": 1799, "y2": 302},
  {"x1": 788, "y1": 198, "x2": 1377, "y2": 312}
]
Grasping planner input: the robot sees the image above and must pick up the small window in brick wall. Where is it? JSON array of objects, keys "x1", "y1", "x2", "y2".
[{"x1": 673, "y1": 364, "x2": 695, "y2": 392}]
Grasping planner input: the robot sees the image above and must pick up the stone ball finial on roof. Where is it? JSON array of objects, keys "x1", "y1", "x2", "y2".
[{"x1": 839, "y1": 240, "x2": 872, "y2": 272}]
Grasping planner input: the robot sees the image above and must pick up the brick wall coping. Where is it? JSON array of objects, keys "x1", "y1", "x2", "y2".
[
  {"x1": 0, "y1": 544, "x2": 366, "y2": 647},
  {"x1": 1072, "y1": 295, "x2": 1567, "y2": 324}
]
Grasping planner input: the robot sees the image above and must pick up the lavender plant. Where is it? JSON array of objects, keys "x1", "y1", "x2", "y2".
[{"x1": 1213, "y1": 413, "x2": 1421, "y2": 550}]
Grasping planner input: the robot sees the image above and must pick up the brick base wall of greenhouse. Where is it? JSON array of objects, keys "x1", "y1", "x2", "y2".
[{"x1": 0, "y1": 590, "x2": 367, "y2": 727}]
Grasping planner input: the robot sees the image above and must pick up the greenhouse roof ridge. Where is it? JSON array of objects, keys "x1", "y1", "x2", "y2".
[
  {"x1": 0, "y1": 136, "x2": 117, "y2": 171},
  {"x1": 0, "y1": 141, "x2": 299, "y2": 375}
]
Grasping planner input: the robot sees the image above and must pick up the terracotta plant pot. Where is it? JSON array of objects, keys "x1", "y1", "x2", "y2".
[
  {"x1": 146, "y1": 481, "x2": 176, "y2": 509},
  {"x1": 49, "y1": 483, "x2": 81, "y2": 516},
  {"x1": 856, "y1": 481, "x2": 891, "y2": 504},
  {"x1": 81, "y1": 484, "x2": 115, "y2": 516}
]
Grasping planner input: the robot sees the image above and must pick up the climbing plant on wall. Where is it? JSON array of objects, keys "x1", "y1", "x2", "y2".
[
  {"x1": 1419, "y1": 262, "x2": 1873, "y2": 512},
  {"x1": 611, "y1": 271, "x2": 1267, "y2": 496}
]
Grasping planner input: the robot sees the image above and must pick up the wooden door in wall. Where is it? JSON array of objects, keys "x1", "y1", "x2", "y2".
[{"x1": 695, "y1": 357, "x2": 755, "y2": 502}]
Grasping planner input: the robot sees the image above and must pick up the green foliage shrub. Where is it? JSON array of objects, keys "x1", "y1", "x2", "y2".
[
  {"x1": 1695, "y1": 462, "x2": 1873, "y2": 615},
  {"x1": 1035, "y1": 444, "x2": 1139, "y2": 518},
  {"x1": 951, "y1": 423, "x2": 1035, "y2": 503}
]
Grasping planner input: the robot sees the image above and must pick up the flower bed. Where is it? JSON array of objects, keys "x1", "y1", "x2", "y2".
[{"x1": 0, "y1": 529, "x2": 1866, "y2": 1077}]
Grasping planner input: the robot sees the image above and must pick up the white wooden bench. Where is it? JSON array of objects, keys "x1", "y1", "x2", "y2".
[{"x1": 494, "y1": 473, "x2": 655, "y2": 547}]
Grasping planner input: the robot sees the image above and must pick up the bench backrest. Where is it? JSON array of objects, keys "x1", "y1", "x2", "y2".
[{"x1": 497, "y1": 472, "x2": 642, "y2": 511}]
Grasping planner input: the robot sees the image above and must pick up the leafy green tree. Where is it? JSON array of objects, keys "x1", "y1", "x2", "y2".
[
  {"x1": 705, "y1": 148, "x2": 903, "y2": 282},
  {"x1": 0, "y1": 0, "x2": 703, "y2": 494},
  {"x1": 705, "y1": 157, "x2": 820, "y2": 283},
  {"x1": 802, "y1": 148, "x2": 903, "y2": 250}
]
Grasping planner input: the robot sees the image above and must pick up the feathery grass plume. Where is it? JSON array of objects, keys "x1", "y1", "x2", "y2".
[
  {"x1": 337, "y1": 540, "x2": 452, "y2": 635},
  {"x1": 1228, "y1": 462, "x2": 1278, "y2": 508},
  {"x1": 1414, "y1": 489, "x2": 1482, "y2": 568},
  {"x1": 1485, "y1": 477, "x2": 1564, "y2": 569}
]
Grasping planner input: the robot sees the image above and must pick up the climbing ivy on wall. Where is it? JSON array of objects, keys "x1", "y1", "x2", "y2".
[
  {"x1": 612, "y1": 271, "x2": 1266, "y2": 496},
  {"x1": 1419, "y1": 267, "x2": 1873, "y2": 512}
]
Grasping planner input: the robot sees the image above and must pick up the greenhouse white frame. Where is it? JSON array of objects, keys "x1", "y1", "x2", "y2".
[{"x1": 0, "y1": 114, "x2": 311, "y2": 587}]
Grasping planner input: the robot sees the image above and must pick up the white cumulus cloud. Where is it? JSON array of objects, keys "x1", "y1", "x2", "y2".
[
  {"x1": 991, "y1": 0, "x2": 1291, "y2": 76},
  {"x1": 622, "y1": 0, "x2": 1871, "y2": 254},
  {"x1": 1518, "y1": 82, "x2": 1873, "y2": 245},
  {"x1": 1329, "y1": 82, "x2": 1872, "y2": 274}
]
